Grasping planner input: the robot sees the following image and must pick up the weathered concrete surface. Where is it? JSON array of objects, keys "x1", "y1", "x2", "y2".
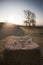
[
  {"x1": 4, "y1": 36, "x2": 39, "y2": 50},
  {"x1": 4, "y1": 36, "x2": 41, "y2": 65}
]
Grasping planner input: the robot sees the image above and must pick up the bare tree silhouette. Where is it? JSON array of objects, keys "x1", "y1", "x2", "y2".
[
  {"x1": 30, "y1": 19, "x2": 36, "y2": 26},
  {"x1": 24, "y1": 10, "x2": 36, "y2": 27},
  {"x1": 24, "y1": 20, "x2": 29, "y2": 26}
]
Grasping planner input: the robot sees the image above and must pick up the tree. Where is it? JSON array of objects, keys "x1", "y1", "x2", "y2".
[
  {"x1": 24, "y1": 10, "x2": 32, "y2": 26},
  {"x1": 30, "y1": 13, "x2": 36, "y2": 26},
  {"x1": 30, "y1": 19, "x2": 36, "y2": 26},
  {"x1": 24, "y1": 10, "x2": 36, "y2": 26},
  {"x1": 24, "y1": 20, "x2": 29, "y2": 26}
]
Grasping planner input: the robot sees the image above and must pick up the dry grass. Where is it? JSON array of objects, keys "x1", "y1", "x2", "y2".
[
  {"x1": 22, "y1": 27, "x2": 43, "y2": 58},
  {"x1": 0, "y1": 26, "x2": 43, "y2": 61}
]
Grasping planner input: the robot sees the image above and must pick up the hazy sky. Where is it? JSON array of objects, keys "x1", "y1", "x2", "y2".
[{"x1": 0, "y1": 0, "x2": 43, "y2": 25}]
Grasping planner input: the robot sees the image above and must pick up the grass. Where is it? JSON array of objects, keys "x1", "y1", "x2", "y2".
[
  {"x1": 0, "y1": 26, "x2": 43, "y2": 65},
  {"x1": 22, "y1": 27, "x2": 43, "y2": 58}
]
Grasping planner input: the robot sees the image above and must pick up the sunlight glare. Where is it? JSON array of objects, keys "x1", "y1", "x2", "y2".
[{"x1": 6, "y1": 10, "x2": 25, "y2": 25}]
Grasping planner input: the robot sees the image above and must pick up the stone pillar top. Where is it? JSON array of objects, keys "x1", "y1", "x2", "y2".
[{"x1": 5, "y1": 36, "x2": 39, "y2": 50}]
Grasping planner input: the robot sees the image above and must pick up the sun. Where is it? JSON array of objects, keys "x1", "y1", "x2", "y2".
[
  {"x1": 6, "y1": 11, "x2": 25, "y2": 25},
  {"x1": 7, "y1": 16, "x2": 15, "y2": 24}
]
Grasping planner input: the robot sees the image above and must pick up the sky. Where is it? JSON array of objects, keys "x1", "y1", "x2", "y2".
[{"x1": 0, "y1": 0, "x2": 43, "y2": 25}]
